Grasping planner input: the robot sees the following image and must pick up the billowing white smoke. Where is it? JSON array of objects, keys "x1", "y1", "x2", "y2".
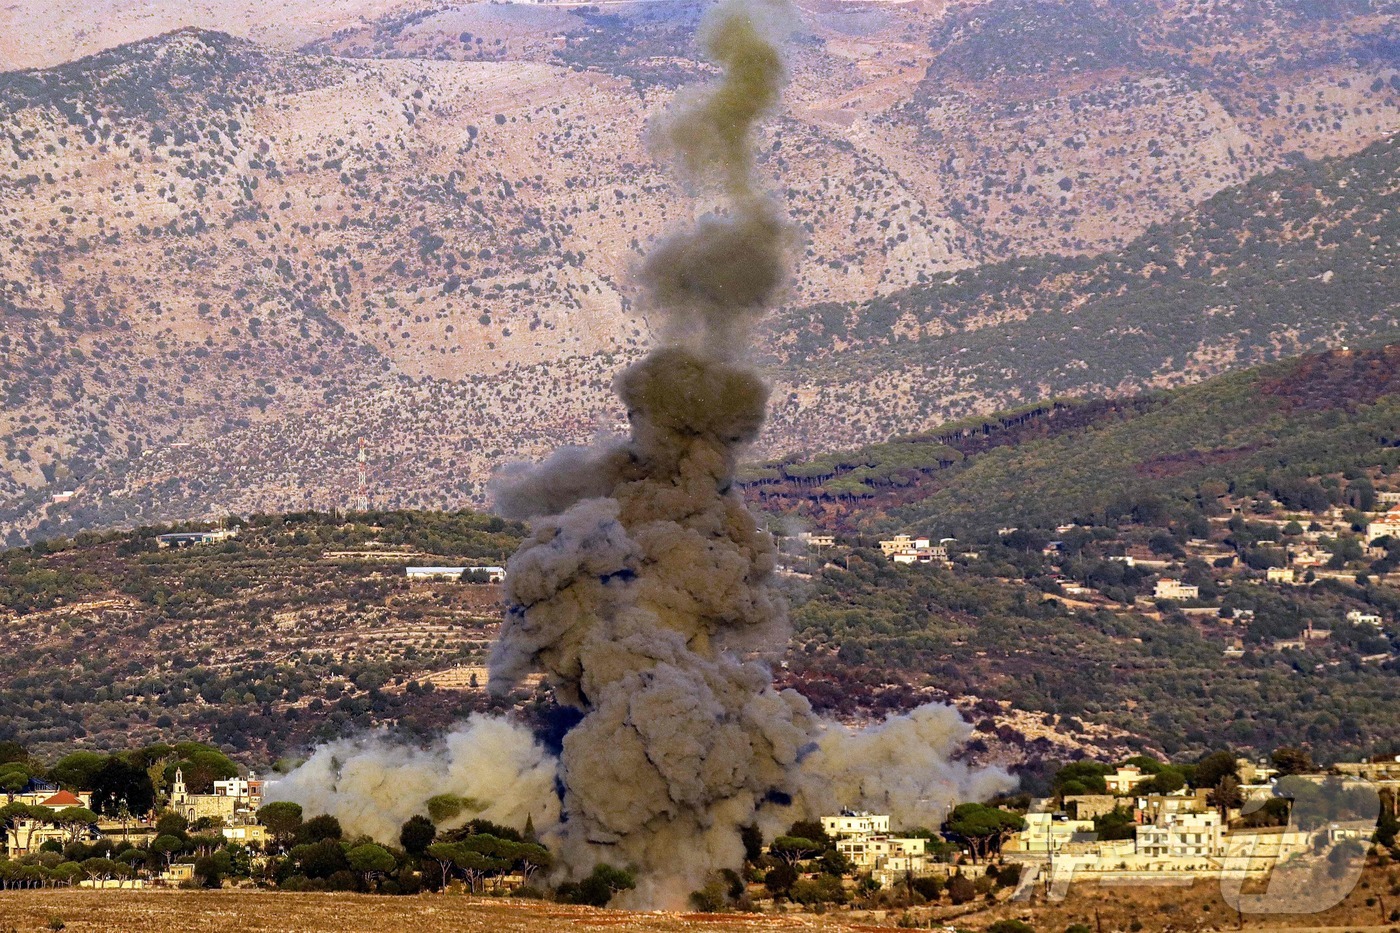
[
  {"x1": 269, "y1": 0, "x2": 1011, "y2": 907},
  {"x1": 799, "y1": 705, "x2": 1015, "y2": 830},
  {"x1": 266, "y1": 718, "x2": 561, "y2": 844}
]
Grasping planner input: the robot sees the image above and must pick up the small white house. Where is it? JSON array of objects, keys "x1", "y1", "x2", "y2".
[{"x1": 406, "y1": 566, "x2": 505, "y2": 583}]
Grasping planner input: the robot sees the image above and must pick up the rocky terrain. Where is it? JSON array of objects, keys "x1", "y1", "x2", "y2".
[{"x1": 1, "y1": 0, "x2": 1398, "y2": 543}]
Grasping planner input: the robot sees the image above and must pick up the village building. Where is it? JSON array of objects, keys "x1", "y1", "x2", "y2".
[
  {"x1": 170, "y1": 768, "x2": 264, "y2": 825},
  {"x1": 879, "y1": 533, "x2": 950, "y2": 566},
  {"x1": 1289, "y1": 547, "x2": 1330, "y2": 568},
  {"x1": 821, "y1": 811, "x2": 890, "y2": 839},
  {"x1": 837, "y1": 833, "x2": 927, "y2": 870},
  {"x1": 222, "y1": 823, "x2": 269, "y2": 846},
  {"x1": 798, "y1": 532, "x2": 835, "y2": 549},
  {"x1": 1135, "y1": 810, "x2": 1224, "y2": 859},
  {"x1": 1366, "y1": 506, "x2": 1400, "y2": 543},
  {"x1": 1346, "y1": 609, "x2": 1383, "y2": 627},
  {"x1": 154, "y1": 529, "x2": 238, "y2": 548},
  {"x1": 1274, "y1": 621, "x2": 1330, "y2": 650},
  {"x1": 1062, "y1": 795, "x2": 1120, "y2": 820},
  {"x1": 1153, "y1": 579, "x2": 1199, "y2": 601},
  {"x1": 1266, "y1": 567, "x2": 1296, "y2": 584},
  {"x1": 1135, "y1": 789, "x2": 1210, "y2": 823},
  {"x1": 1104, "y1": 765, "x2": 1153, "y2": 795},
  {"x1": 878, "y1": 535, "x2": 915, "y2": 557},
  {"x1": 1235, "y1": 759, "x2": 1279, "y2": 785},
  {"x1": 1006, "y1": 811, "x2": 1095, "y2": 854},
  {"x1": 3, "y1": 790, "x2": 99, "y2": 857},
  {"x1": 821, "y1": 813, "x2": 935, "y2": 887},
  {"x1": 405, "y1": 565, "x2": 506, "y2": 582},
  {"x1": 159, "y1": 863, "x2": 197, "y2": 885},
  {"x1": 1335, "y1": 754, "x2": 1400, "y2": 781}
]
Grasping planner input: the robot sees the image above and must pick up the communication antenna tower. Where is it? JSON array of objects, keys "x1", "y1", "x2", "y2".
[{"x1": 355, "y1": 437, "x2": 370, "y2": 512}]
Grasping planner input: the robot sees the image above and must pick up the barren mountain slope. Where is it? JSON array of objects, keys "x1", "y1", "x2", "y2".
[
  {"x1": 1, "y1": 0, "x2": 1398, "y2": 541},
  {"x1": 0, "y1": 0, "x2": 423, "y2": 72}
]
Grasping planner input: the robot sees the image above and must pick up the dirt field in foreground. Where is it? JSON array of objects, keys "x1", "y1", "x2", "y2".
[
  {"x1": 2, "y1": 878, "x2": 1399, "y2": 933},
  {"x1": 0, "y1": 891, "x2": 865, "y2": 933}
]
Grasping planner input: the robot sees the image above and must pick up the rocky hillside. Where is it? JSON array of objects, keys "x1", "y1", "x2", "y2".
[{"x1": 1, "y1": 0, "x2": 1397, "y2": 543}]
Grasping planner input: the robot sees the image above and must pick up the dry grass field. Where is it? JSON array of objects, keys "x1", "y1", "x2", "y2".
[
  {"x1": 0, "y1": 891, "x2": 874, "y2": 933},
  {"x1": 4, "y1": 872, "x2": 1400, "y2": 933}
]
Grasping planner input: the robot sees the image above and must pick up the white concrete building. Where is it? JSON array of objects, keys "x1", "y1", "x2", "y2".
[
  {"x1": 1366, "y1": 506, "x2": 1400, "y2": 543},
  {"x1": 1135, "y1": 811, "x2": 1224, "y2": 859},
  {"x1": 822, "y1": 812, "x2": 890, "y2": 839}
]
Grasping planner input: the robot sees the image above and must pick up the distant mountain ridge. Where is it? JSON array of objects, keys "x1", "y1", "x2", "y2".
[{"x1": 0, "y1": 1, "x2": 1397, "y2": 543}]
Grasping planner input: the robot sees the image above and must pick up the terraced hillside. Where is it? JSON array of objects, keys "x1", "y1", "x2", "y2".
[
  {"x1": 0, "y1": 510, "x2": 525, "y2": 760},
  {"x1": 1, "y1": 0, "x2": 1398, "y2": 543}
]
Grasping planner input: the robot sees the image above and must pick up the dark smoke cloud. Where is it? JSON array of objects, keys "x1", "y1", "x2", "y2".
[{"x1": 269, "y1": 0, "x2": 1010, "y2": 908}]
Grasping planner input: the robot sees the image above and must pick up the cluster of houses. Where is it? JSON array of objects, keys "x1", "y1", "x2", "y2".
[
  {"x1": 1002, "y1": 758, "x2": 1396, "y2": 892},
  {"x1": 811, "y1": 753, "x2": 1395, "y2": 900},
  {"x1": 4, "y1": 768, "x2": 271, "y2": 874},
  {"x1": 821, "y1": 812, "x2": 940, "y2": 888}
]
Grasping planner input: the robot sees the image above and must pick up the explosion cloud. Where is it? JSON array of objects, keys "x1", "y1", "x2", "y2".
[
  {"x1": 487, "y1": 0, "x2": 1010, "y2": 904},
  {"x1": 270, "y1": 0, "x2": 1011, "y2": 907}
]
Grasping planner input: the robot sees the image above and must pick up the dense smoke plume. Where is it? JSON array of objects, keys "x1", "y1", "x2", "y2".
[
  {"x1": 487, "y1": 0, "x2": 1009, "y2": 905},
  {"x1": 270, "y1": 0, "x2": 1010, "y2": 907}
]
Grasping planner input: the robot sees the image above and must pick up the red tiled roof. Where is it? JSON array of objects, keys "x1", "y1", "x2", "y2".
[{"x1": 40, "y1": 790, "x2": 83, "y2": 807}]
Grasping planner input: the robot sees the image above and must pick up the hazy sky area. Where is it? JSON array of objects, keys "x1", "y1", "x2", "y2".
[{"x1": 0, "y1": 0, "x2": 421, "y2": 70}]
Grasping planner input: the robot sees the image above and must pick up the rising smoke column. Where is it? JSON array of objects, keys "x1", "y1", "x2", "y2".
[
  {"x1": 489, "y1": 0, "x2": 1008, "y2": 906},
  {"x1": 488, "y1": 2, "x2": 812, "y2": 905},
  {"x1": 269, "y1": 0, "x2": 1010, "y2": 906}
]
